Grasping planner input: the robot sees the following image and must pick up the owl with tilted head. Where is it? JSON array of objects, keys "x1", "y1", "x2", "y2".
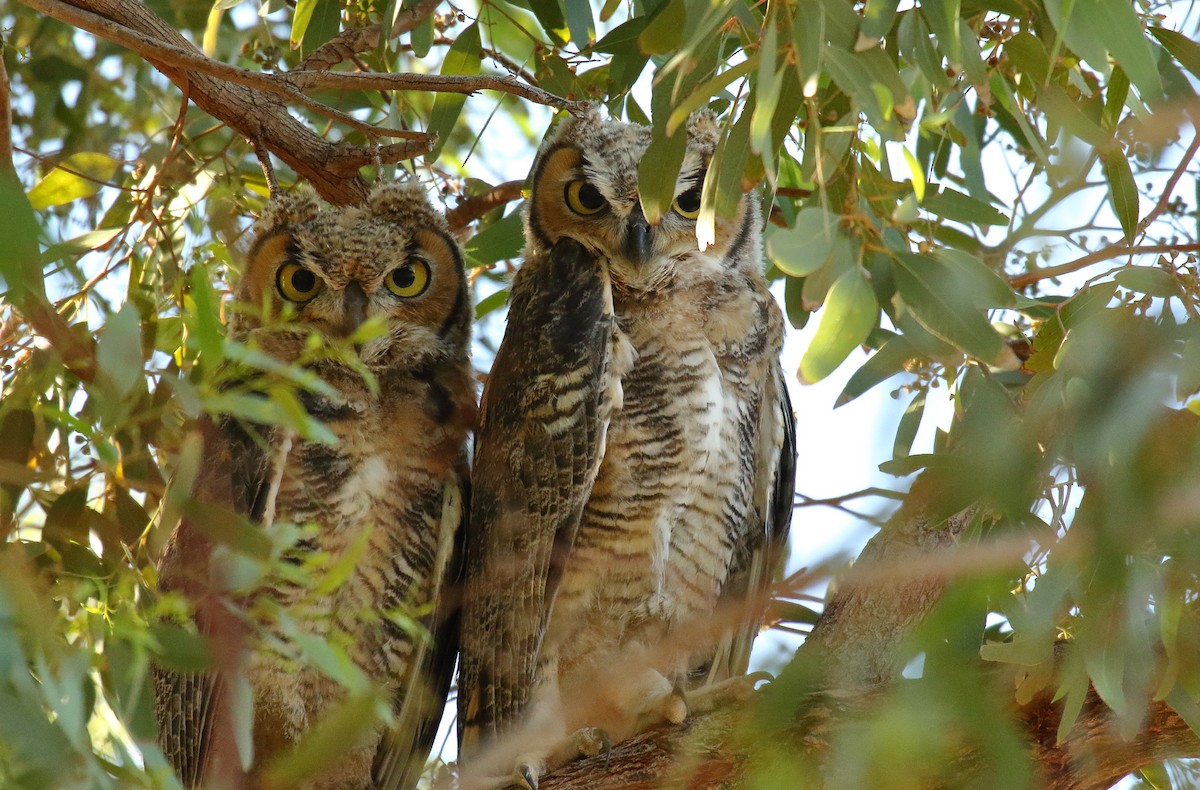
[
  {"x1": 458, "y1": 108, "x2": 797, "y2": 788},
  {"x1": 154, "y1": 181, "x2": 475, "y2": 790}
]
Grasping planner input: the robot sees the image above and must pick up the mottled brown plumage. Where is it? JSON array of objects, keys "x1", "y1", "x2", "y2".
[
  {"x1": 154, "y1": 182, "x2": 475, "y2": 789},
  {"x1": 458, "y1": 109, "x2": 796, "y2": 787}
]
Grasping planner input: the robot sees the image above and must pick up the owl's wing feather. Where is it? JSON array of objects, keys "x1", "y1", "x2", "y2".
[
  {"x1": 459, "y1": 238, "x2": 615, "y2": 751},
  {"x1": 374, "y1": 462, "x2": 469, "y2": 790},
  {"x1": 154, "y1": 414, "x2": 272, "y2": 786},
  {"x1": 709, "y1": 361, "x2": 796, "y2": 682}
]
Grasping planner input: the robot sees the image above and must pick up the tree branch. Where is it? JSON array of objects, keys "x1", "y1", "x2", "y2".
[
  {"x1": 1008, "y1": 243, "x2": 1200, "y2": 289},
  {"x1": 298, "y1": 0, "x2": 443, "y2": 71},
  {"x1": 23, "y1": 0, "x2": 586, "y2": 205},
  {"x1": 1008, "y1": 128, "x2": 1200, "y2": 290},
  {"x1": 446, "y1": 180, "x2": 525, "y2": 231}
]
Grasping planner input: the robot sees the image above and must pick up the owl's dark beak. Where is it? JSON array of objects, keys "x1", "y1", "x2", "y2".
[
  {"x1": 338, "y1": 280, "x2": 369, "y2": 338},
  {"x1": 624, "y1": 203, "x2": 653, "y2": 267}
]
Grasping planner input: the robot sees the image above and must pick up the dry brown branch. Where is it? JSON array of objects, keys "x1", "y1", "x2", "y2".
[
  {"x1": 1008, "y1": 243, "x2": 1200, "y2": 290},
  {"x1": 298, "y1": 0, "x2": 442, "y2": 71},
  {"x1": 23, "y1": 0, "x2": 585, "y2": 205},
  {"x1": 446, "y1": 180, "x2": 525, "y2": 231}
]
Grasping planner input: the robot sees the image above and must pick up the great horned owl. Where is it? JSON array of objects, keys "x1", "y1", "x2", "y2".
[
  {"x1": 154, "y1": 182, "x2": 475, "y2": 789},
  {"x1": 458, "y1": 109, "x2": 796, "y2": 787}
]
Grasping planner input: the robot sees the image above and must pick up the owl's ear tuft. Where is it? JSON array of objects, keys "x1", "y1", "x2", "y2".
[
  {"x1": 256, "y1": 184, "x2": 322, "y2": 232},
  {"x1": 686, "y1": 110, "x2": 720, "y2": 156},
  {"x1": 369, "y1": 181, "x2": 449, "y2": 232}
]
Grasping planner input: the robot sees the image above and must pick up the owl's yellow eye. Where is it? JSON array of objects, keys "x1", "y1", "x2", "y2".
[
  {"x1": 276, "y1": 262, "x2": 324, "y2": 303},
  {"x1": 565, "y1": 180, "x2": 607, "y2": 215},
  {"x1": 386, "y1": 260, "x2": 431, "y2": 298},
  {"x1": 672, "y1": 188, "x2": 702, "y2": 220}
]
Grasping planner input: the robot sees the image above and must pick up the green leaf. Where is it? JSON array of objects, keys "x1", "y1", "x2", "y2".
[
  {"x1": 892, "y1": 388, "x2": 926, "y2": 459},
  {"x1": 564, "y1": 0, "x2": 595, "y2": 48},
  {"x1": 1151, "y1": 27, "x2": 1200, "y2": 81},
  {"x1": 96, "y1": 302, "x2": 144, "y2": 397},
  {"x1": 474, "y1": 288, "x2": 509, "y2": 320},
  {"x1": 1003, "y1": 32, "x2": 1050, "y2": 85},
  {"x1": 1102, "y1": 66, "x2": 1130, "y2": 131},
  {"x1": 1101, "y1": 148, "x2": 1139, "y2": 242},
  {"x1": 27, "y1": 153, "x2": 120, "y2": 210},
  {"x1": 766, "y1": 208, "x2": 853, "y2": 278},
  {"x1": 922, "y1": 185, "x2": 1009, "y2": 226},
  {"x1": 639, "y1": 0, "x2": 685, "y2": 55},
  {"x1": 799, "y1": 267, "x2": 878, "y2": 384},
  {"x1": 893, "y1": 253, "x2": 1006, "y2": 364},
  {"x1": 186, "y1": 265, "x2": 225, "y2": 370},
  {"x1": 638, "y1": 126, "x2": 687, "y2": 225},
  {"x1": 518, "y1": 0, "x2": 570, "y2": 45},
  {"x1": 836, "y1": 335, "x2": 919, "y2": 407},
  {"x1": 425, "y1": 22, "x2": 482, "y2": 161},
  {"x1": 40, "y1": 228, "x2": 123, "y2": 265},
  {"x1": 301, "y1": 0, "x2": 342, "y2": 53},
  {"x1": 0, "y1": 175, "x2": 44, "y2": 300},
  {"x1": 1045, "y1": 0, "x2": 1162, "y2": 101},
  {"x1": 464, "y1": 209, "x2": 525, "y2": 267},
  {"x1": 291, "y1": 0, "x2": 317, "y2": 49},
  {"x1": 860, "y1": 0, "x2": 901, "y2": 42},
  {"x1": 410, "y1": 11, "x2": 434, "y2": 57},
  {"x1": 932, "y1": 249, "x2": 1016, "y2": 308},
  {"x1": 1114, "y1": 267, "x2": 1180, "y2": 298}
]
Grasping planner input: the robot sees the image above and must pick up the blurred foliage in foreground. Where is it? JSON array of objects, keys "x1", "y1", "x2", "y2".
[{"x1": 4, "y1": 0, "x2": 1200, "y2": 786}]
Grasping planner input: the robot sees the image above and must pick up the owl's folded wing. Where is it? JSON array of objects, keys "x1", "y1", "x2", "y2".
[
  {"x1": 458, "y1": 238, "x2": 617, "y2": 753},
  {"x1": 154, "y1": 414, "x2": 273, "y2": 786}
]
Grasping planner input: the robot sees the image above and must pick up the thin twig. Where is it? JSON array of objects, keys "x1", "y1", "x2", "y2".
[
  {"x1": 298, "y1": 0, "x2": 443, "y2": 71},
  {"x1": 1008, "y1": 129, "x2": 1200, "y2": 289},
  {"x1": 1008, "y1": 243, "x2": 1200, "y2": 289}
]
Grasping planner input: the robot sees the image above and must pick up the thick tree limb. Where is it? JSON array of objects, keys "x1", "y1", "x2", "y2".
[{"x1": 23, "y1": 0, "x2": 585, "y2": 205}]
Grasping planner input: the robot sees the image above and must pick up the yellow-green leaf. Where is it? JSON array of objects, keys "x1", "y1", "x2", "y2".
[
  {"x1": 799, "y1": 267, "x2": 878, "y2": 383},
  {"x1": 425, "y1": 22, "x2": 482, "y2": 161},
  {"x1": 291, "y1": 0, "x2": 318, "y2": 49},
  {"x1": 27, "y1": 153, "x2": 119, "y2": 210},
  {"x1": 639, "y1": 0, "x2": 685, "y2": 55}
]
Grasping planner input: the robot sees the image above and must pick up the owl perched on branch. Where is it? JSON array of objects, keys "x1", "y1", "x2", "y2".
[
  {"x1": 154, "y1": 182, "x2": 475, "y2": 789},
  {"x1": 458, "y1": 109, "x2": 796, "y2": 788}
]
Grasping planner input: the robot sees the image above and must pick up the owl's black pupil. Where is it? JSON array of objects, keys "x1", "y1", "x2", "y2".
[
  {"x1": 392, "y1": 266, "x2": 416, "y2": 289},
  {"x1": 677, "y1": 190, "x2": 701, "y2": 213},
  {"x1": 291, "y1": 268, "x2": 316, "y2": 293},
  {"x1": 578, "y1": 183, "x2": 603, "y2": 208}
]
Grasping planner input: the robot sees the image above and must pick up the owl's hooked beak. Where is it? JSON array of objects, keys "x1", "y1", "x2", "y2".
[
  {"x1": 624, "y1": 202, "x2": 653, "y2": 267},
  {"x1": 337, "y1": 280, "x2": 369, "y2": 338}
]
